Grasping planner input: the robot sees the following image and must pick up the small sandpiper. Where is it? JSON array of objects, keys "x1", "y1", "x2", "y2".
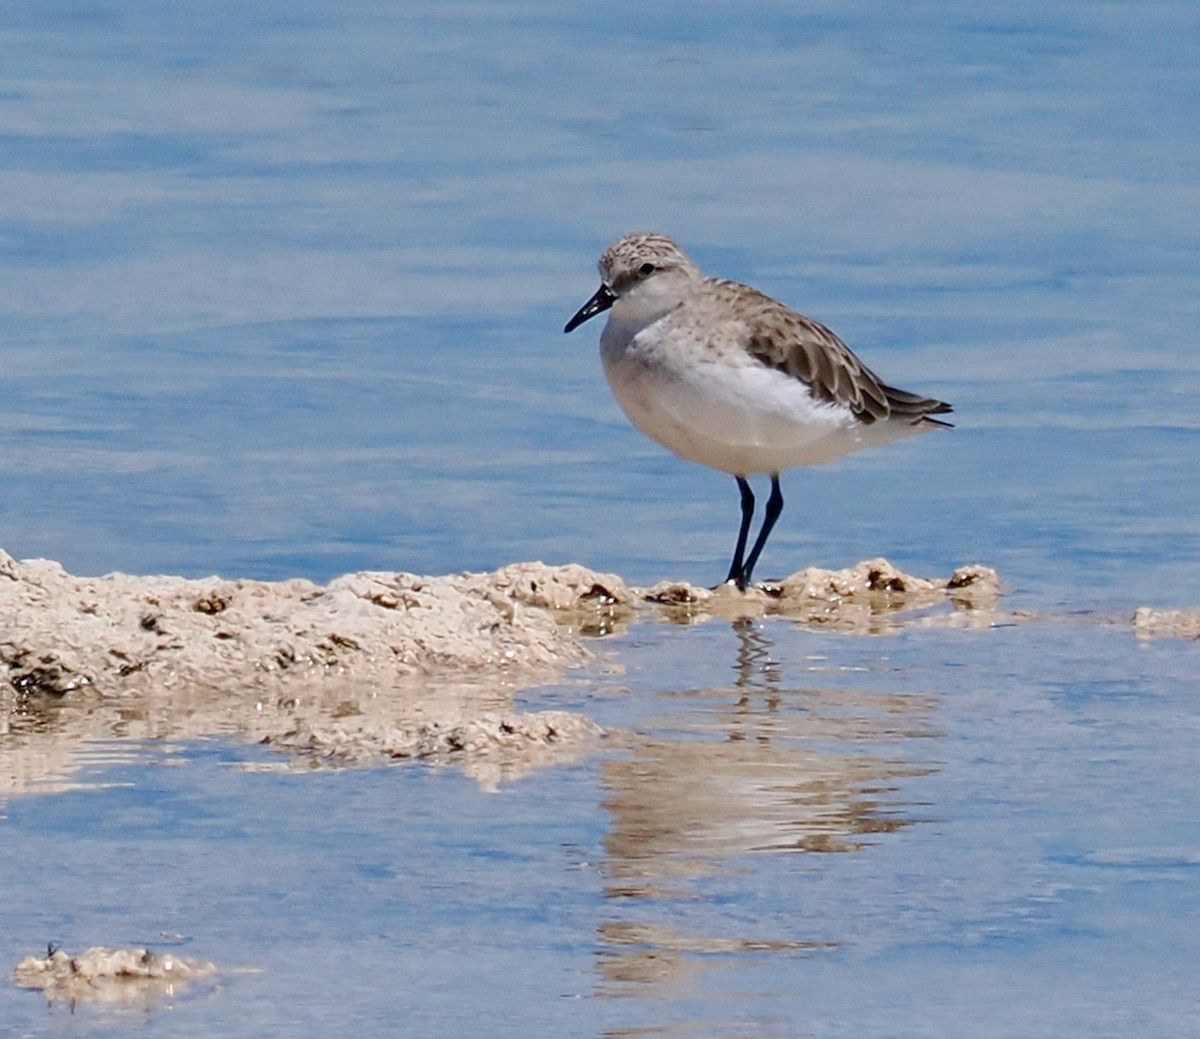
[{"x1": 564, "y1": 232, "x2": 952, "y2": 590}]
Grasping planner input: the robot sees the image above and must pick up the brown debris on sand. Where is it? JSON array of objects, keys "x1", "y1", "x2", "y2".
[
  {"x1": 638, "y1": 557, "x2": 1002, "y2": 629},
  {"x1": 13, "y1": 945, "x2": 217, "y2": 1006}
]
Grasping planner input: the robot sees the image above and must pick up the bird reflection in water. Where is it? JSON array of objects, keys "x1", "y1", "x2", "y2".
[
  {"x1": 594, "y1": 617, "x2": 938, "y2": 995},
  {"x1": 730, "y1": 615, "x2": 781, "y2": 717}
]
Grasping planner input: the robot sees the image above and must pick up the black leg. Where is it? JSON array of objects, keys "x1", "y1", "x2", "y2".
[
  {"x1": 739, "y1": 474, "x2": 783, "y2": 589},
  {"x1": 724, "y1": 476, "x2": 755, "y2": 587}
]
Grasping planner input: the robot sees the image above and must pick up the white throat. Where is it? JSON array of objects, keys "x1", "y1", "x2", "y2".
[{"x1": 609, "y1": 269, "x2": 694, "y2": 332}]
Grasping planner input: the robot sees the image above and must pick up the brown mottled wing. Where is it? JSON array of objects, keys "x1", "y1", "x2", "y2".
[{"x1": 714, "y1": 280, "x2": 953, "y2": 426}]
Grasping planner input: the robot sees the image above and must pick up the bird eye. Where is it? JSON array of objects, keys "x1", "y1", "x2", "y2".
[{"x1": 639, "y1": 262, "x2": 656, "y2": 276}]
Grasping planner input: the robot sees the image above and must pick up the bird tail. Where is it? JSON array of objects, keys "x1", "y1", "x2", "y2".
[{"x1": 882, "y1": 384, "x2": 954, "y2": 428}]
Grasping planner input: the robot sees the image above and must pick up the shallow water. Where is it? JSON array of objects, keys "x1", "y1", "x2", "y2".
[
  {"x1": 4, "y1": 618, "x2": 1198, "y2": 1037},
  {"x1": 3, "y1": 1, "x2": 1200, "y2": 1036}
]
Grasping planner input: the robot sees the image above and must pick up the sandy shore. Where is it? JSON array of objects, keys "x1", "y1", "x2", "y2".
[{"x1": 3, "y1": 547, "x2": 1194, "y2": 801}]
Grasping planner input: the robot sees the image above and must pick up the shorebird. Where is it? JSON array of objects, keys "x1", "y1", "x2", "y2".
[{"x1": 564, "y1": 232, "x2": 952, "y2": 590}]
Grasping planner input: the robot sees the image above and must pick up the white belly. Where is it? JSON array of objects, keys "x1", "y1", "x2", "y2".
[{"x1": 600, "y1": 322, "x2": 926, "y2": 476}]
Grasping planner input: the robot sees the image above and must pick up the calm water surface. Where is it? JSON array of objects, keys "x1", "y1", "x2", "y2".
[
  {"x1": 2, "y1": 2, "x2": 1199, "y2": 1036},
  {"x1": 4, "y1": 621, "x2": 1198, "y2": 1037}
]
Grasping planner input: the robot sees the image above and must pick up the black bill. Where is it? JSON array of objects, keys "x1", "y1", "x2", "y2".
[{"x1": 563, "y1": 284, "x2": 616, "y2": 333}]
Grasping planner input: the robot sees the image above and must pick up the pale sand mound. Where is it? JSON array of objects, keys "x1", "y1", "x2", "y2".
[
  {"x1": 1133, "y1": 607, "x2": 1200, "y2": 640},
  {"x1": 1, "y1": 551, "x2": 626, "y2": 793},
  {"x1": 0, "y1": 551, "x2": 627, "y2": 697},
  {"x1": 13, "y1": 945, "x2": 219, "y2": 1007},
  {"x1": 2, "y1": 549, "x2": 1006, "y2": 792}
]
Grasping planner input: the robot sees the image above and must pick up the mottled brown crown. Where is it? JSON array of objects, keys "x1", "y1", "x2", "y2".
[{"x1": 599, "y1": 232, "x2": 701, "y2": 293}]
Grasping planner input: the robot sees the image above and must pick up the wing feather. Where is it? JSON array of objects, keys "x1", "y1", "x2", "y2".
[{"x1": 706, "y1": 279, "x2": 952, "y2": 426}]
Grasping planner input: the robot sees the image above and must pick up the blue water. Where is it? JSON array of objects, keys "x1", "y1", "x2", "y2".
[
  {"x1": 4, "y1": 622, "x2": 1197, "y2": 1038},
  {"x1": 3, "y1": 2, "x2": 1199, "y2": 1036}
]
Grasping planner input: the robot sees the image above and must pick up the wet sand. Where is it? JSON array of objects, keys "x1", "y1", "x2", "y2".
[
  {"x1": 2, "y1": 550, "x2": 1000, "y2": 795},
  {"x1": 5, "y1": 547, "x2": 1195, "y2": 799}
]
